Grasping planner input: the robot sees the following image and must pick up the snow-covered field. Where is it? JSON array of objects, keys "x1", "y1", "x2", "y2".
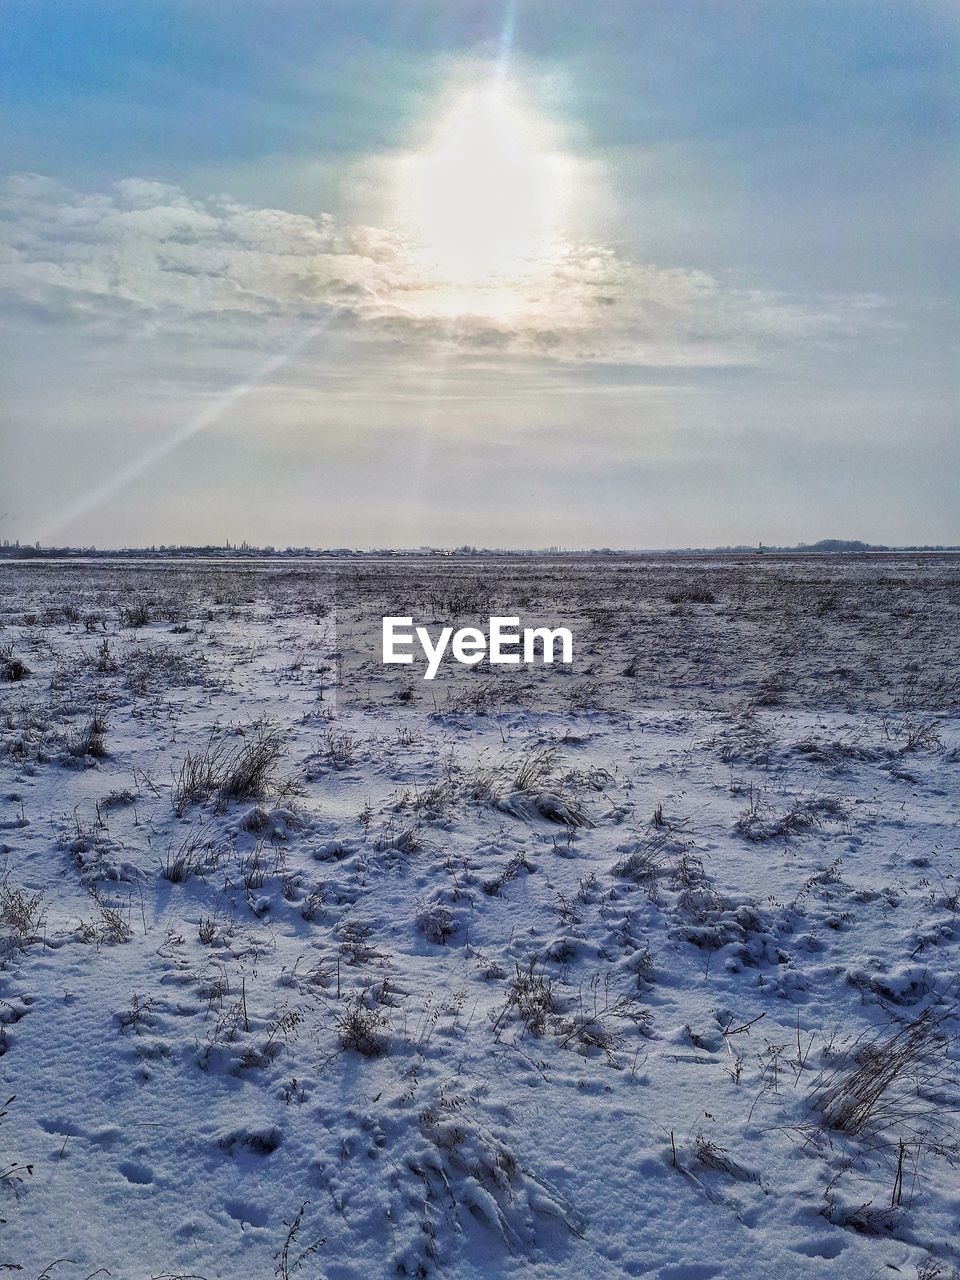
[{"x1": 2, "y1": 554, "x2": 959, "y2": 1280}]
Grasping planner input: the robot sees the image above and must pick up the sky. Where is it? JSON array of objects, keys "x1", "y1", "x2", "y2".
[{"x1": 1, "y1": 0, "x2": 958, "y2": 549}]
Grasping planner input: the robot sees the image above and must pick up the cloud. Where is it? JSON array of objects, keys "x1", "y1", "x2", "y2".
[{"x1": 0, "y1": 173, "x2": 884, "y2": 366}]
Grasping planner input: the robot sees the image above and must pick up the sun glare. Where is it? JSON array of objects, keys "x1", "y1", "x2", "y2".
[{"x1": 395, "y1": 75, "x2": 573, "y2": 314}]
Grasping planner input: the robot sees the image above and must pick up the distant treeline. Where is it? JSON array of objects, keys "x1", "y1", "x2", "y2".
[{"x1": 1, "y1": 538, "x2": 958, "y2": 560}]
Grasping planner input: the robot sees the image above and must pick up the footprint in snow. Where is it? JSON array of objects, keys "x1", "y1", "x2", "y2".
[{"x1": 118, "y1": 1159, "x2": 154, "y2": 1185}]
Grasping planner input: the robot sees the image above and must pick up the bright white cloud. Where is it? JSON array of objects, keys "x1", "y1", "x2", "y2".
[{"x1": 0, "y1": 174, "x2": 883, "y2": 366}]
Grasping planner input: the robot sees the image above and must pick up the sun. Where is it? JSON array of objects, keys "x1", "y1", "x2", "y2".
[{"x1": 394, "y1": 74, "x2": 573, "y2": 313}]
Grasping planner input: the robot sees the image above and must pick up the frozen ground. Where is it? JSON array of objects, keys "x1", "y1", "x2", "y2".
[{"x1": 1, "y1": 554, "x2": 959, "y2": 1280}]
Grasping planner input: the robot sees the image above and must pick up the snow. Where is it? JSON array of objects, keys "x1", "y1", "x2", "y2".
[{"x1": 1, "y1": 554, "x2": 959, "y2": 1279}]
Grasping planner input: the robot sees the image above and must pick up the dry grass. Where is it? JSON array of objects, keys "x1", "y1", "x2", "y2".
[
  {"x1": 809, "y1": 1007, "x2": 959, "y2": 1140},
  {"x1": 335, "y1": 995, "x2": 389, "y2": 1057},
  {"x1": 172, "y1": 725, "x2": 287, "y2": 813},
  {"x1": 0, "y1": 875, "x2": 46, "y2": 953}
]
